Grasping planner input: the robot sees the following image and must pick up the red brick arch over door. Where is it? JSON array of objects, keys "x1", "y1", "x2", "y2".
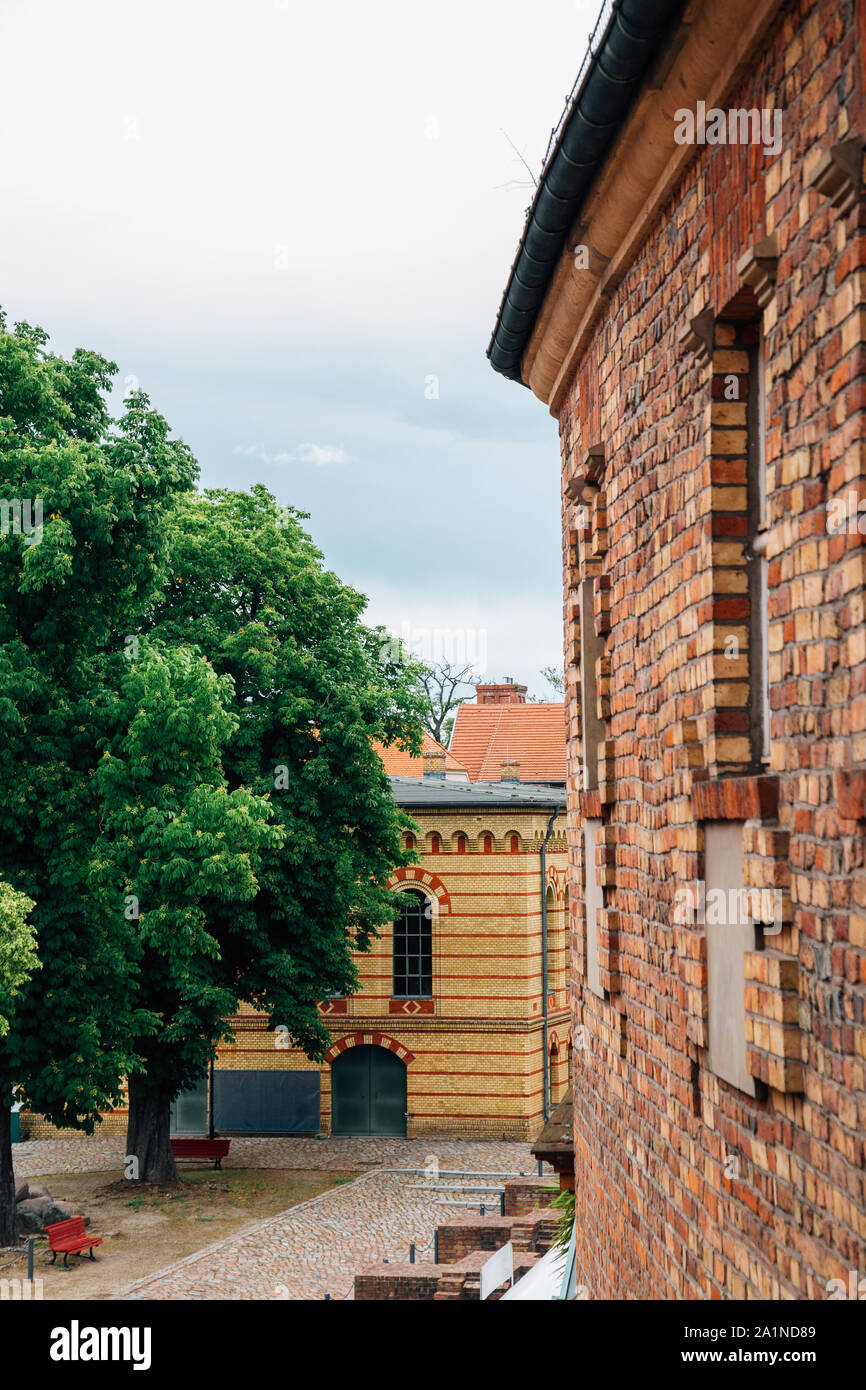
[
  {"x1": 324, "y1": 1032, "x2": 415, "y2": 1066},
  {"x1": 388, "y1": 867, "x2": 451, "y2": 915}
]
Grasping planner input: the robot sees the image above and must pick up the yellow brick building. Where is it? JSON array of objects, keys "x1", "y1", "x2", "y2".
[{"x1": 216, "y1": 772, "x2": 569, "y2": 1141}]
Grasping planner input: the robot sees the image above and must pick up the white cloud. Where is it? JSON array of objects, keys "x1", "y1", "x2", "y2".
[{"x1": 232, "y1": 442, "x2": 352, "y2": 467}]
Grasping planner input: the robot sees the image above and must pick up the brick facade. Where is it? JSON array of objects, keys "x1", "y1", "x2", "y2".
[
  {"x1": 492, "y1": 0, "x2": 865, "y2": 1300},
  {"x1": 218, "y1": 807, "x2": 569, "y2": 1141}
]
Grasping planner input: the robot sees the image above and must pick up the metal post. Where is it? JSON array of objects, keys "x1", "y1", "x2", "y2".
[
  {"x1": 500, "y1": 1191, "x2": 505, "y2": 1217},
  {"x1": 27, "y1": 1237, "x2": 33, "y2": 1284},
  {"x1": 409, "y1": 1241, "x2": 415, "y2": 1264},
  {"x1": 324, "y1": 1293, "x2": 331, "y2": 1300},
  {"x1": 434, "y1": 1229, "x2": 439, "y2": 1264},
  {"x1": 537, "y1": 1158, "x2": 543, "y2": 1176},
  {"x1": 480, "y1": 1203, "x2": 486, "y2": 1216}
]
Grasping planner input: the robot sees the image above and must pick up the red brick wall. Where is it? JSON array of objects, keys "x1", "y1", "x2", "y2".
[
  {"x1": 560, "y1": 0, "x2": 865, "y2": 1299},
  {"x1": 354, "y1": 1263, "x2": 444, "y2": 1300},
  {"x1": 503, "y1": 1176, "x2": 559, "y2": 1216}
]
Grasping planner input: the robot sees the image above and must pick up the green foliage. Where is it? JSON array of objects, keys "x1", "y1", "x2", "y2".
[
  {"x1": 0, "y1": 310, "x2": 427, "y2": 1141},
  {"x1": 0, "y1": 881, "x2": 38, "y2": 1038},
  {"x1": 0, "y1": 309, "x2": 197, "y2": 1126},
  {"x1": 147, "y1": 486, "x2": 426, "y2": 1060},
  {"x1": 550, "y1": 1186, "x2": 575, "y2": 1251},
  {"x1": 89, "y1": 640, "x2": 284, "y2": 1095}
]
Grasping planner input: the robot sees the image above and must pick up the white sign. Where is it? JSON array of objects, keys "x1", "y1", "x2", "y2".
[{"x1": 480, "y1": 1241, "x2": 514, "y2": 1300}]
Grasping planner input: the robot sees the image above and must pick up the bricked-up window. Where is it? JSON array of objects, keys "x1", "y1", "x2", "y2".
[
  {"x1": 483, "y1": 834, "x2": 493, "y2": 854},
  {"x1": 430, "y1": 833, "x2": 441, "y2": 854},
  {"x1": 749, "y1": 326, "x2": 771, "y2": 764},
  {"x1": 579, "y1": 578, "x2": 604, "y2": 789},
  {"x1": 456, "y1": 834, "x2": 466, "y2": 854},
  {"x1": 584, "y1": 820, "x2": 604, "y2": 998},
  {"x1": 509, "y1": 833, "x2": 519, "y2": 853},
  {"x1": 393, "y1": 889, "x2": 432, "y2": 998},
  {"x1": 704, "y1": 821, "x2": 756, "y2": 1095}
]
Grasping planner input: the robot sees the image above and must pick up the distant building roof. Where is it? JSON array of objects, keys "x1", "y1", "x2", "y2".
[
  {"x1": 373, "y1": 732, "x2": 470, "y2": 781},
  {"x1": 389, "y1": 776, "x2": 566, "y2": 811},
  {"x1": 450, "y1": 698, "x2": 567, "y2": 784}
]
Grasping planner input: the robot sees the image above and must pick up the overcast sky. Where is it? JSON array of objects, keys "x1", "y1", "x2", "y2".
[{"x1": 2, "y1": 0, "x2": 600, "y2": 698}]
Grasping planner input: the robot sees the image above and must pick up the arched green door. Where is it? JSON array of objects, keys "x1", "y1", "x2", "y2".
[{"x1": 331, "y1": 1045, "x2": 407, "y2": 1136}]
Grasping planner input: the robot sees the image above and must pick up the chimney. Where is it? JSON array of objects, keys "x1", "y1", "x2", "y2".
[
  {"x1": 423, "y1": 750, "x2": 446, "y2": 780},
  {"x1": 500, "y1": 759, "x2": 520, "y2": 783},
  {"x1": 475, "y1": 681, "x2": 528, "y2": 706}
]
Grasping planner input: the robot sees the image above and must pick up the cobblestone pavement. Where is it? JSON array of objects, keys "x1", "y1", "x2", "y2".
[
  {"x1": 14, "y1": 1133, "x2": 536, "y2": 1177},
  {"x1": 13, "y1": 1135, "x2": 542, "y2": 1300}
]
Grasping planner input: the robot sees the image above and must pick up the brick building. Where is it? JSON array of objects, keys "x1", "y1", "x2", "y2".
[
  {"x1": 489, "y1": 0, "x2": 865, "y2": 1297},
  {"x1": 213, "y1": 767, "x2": 569, "y2": 1141}
]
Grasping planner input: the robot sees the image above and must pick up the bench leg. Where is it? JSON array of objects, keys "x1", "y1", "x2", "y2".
[
  {"x1": 63, "y1": 1251, "x2": 70, "y2": 1268},
  {"x1": 215, "y1": 1158, "x2": 221, "y2": 1169},
  {"x1": 89, "y1": 1248, "x2": 96, "y2": 1260},
  {"x1": 50, "y1": 1250, "x2": 57, "y2": 1265}
]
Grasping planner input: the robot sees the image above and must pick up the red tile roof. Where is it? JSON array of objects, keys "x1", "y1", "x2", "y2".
[
  {"x1": 448, "y1": 702, "x2": 566, "y2": 783},
  {"x1": 373, "y1": 731, "x2": 470, "y2": 779}
]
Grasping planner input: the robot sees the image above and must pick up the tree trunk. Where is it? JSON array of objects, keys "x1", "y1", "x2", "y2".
[
  {"x1": 0, "y1": 1103, "x2": 16, "y2": 1248},
  {"x1": 126, "y1": 1076, "x2": 178, "y2": 1184}
]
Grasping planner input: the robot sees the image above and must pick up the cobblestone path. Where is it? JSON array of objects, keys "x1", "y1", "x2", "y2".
[{"x1": 13, "y1": 1135, "x2": 541, "y2": 1300}]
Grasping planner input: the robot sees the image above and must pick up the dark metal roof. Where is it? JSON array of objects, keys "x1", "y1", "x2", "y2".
[
  {"x1": 487, "y1": 0, "x2": 685, "y2": 384},
  {"x1": 390, "y1": 776, "x2": 566, "y2": 811}
]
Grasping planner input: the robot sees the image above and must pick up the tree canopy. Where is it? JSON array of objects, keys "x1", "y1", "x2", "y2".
[{"x1": 0, "y1": 311, "x2": 425, "y2": 1201}]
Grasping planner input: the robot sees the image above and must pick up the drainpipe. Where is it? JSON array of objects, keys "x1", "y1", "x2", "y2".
[{"x1": 540, "y1": 809, "x2": 559, "y2": 1120}]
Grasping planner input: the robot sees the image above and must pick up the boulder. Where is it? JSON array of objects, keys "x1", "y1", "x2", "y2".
[
  {"x1": 42, "y1": 1201, "x2": 81, "y2": 1228},
  {"x1": 13, "y1": 1178, "x2": 29, "y2": 1203},
  {"x1": 26, "y1": 1182, "x2": 49, "y2": 1200},
  {"x1": 14, "y1": 1210, "x2": 41, "y2": 1236},
  {"x1": 15, "y1": 1197, "x2": 51, "y2": 1218}
]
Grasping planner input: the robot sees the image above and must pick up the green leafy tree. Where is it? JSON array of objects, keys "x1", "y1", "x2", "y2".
[
  {"x1": 139, "y1": 489, "x2": 425, "y2": 1118},
  {"x1": 89, "y1": 642, "x2": 283, "y2": 1183},
  {"x1": 0, "y1": 311, "x2": 197, "y2": 1238},
  {"x1": 0, "y1": 883, "x2": 39, "y2": 1038}
]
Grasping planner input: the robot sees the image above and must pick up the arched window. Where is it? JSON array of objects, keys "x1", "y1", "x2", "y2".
[
  {"x1": 430, "y1": 833, "x2": 441, "y2": 854},
  {"x1": 509, "y1": 833, "x2": 519, "y2": 854},
  {"x1": 404, "y1": 833, "x2": 415, "y2": 851},
  {"x1": 456, "y1": 834, "x2": 467, "y2": 854},
  {"x1": 393, "y1": 889, "x2": 432, "y2": 998},
  {"x1": 546, "y1": 884, "x2": 559, "y2": 993},
  {"x1": 483, "y1": 834, "x2": 493, "y2": 855}
]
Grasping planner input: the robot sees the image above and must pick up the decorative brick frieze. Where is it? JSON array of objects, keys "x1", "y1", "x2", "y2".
[
  {"x1": 804, "y1": 137, "x2": 863, "y2": 215},
  {"x1": 736, "y1": 234, "x2": 779, "y2": 309},
  {"x1": 678, "y1": 307, "x2": 715, "y2": 363}
]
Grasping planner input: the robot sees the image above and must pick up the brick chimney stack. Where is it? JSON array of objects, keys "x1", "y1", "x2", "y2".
[
  {"x1": 475, "y1": 680, "x2": 528, "y2": 706},
  {"x1": 500, "y1": 759, "x2": 521, "y2": 782},
  {"x1": 423, "y1": 750, "x2": 446, "y2": 779}
]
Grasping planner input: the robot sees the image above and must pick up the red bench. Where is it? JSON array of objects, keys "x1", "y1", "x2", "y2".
[
  {"x1": 170, "y1": 1137, "x2": 231, "y2": 1169},
  {"x1": 46, "y1": 1216, "x2": 103, "y2": 1267}
]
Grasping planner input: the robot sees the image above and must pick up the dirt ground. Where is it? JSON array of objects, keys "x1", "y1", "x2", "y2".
[{"x1": 1, "y1": 1166, "x2": 359, "y2": 1300}]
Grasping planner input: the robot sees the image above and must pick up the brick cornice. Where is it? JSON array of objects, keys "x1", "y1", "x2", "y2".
[
  {"x1": 691, "y1": 775, "x2": 780, "y2": 821},
  {"x1": 522, "y1": 0, "x2": 786, "y2": 412}
]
